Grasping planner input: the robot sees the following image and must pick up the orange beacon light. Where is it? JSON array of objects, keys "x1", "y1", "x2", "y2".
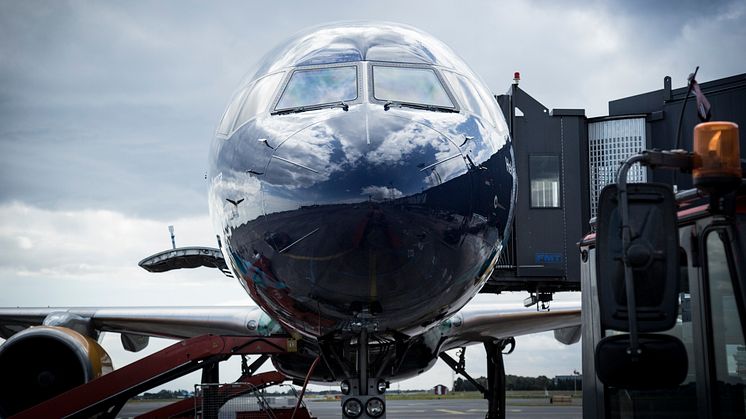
[{"x1": 693, "y1": 121, "x2": 741, "y2": 194}]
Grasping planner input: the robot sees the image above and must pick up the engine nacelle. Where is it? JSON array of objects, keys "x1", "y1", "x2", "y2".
[{"x1": 0, "y1": 326, "x2": 113, "y2": 417}]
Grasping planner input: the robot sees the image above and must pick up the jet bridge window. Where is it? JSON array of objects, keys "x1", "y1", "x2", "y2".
[
  {"x1": 371, "y1": 65, "x2": 454, "y2": 108},
  {"x1": 530, "y1": 155, "x2": 561, "y2": 208},
  {"x1": 275, "y1": 66, "x2": 358, "y2": 110}
]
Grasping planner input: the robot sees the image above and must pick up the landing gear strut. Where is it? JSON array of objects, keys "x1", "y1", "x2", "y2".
[
  {"x1": 484, "y1": 338, "x2": 514, "y2": 419},
  {"x1": 340, "y1": 327, "x2": 388, "y2": 418},
  {"x1": 441, "y1": 338, "x2": 515, "y2": 419}
]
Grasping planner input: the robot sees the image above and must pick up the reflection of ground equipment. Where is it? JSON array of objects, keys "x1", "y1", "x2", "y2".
[{"x1": 581, "y1": 109, "x2": 746, "y2": 416}]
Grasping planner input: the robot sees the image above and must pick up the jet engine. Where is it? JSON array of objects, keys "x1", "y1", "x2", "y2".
[{"x1": 0, "y1": 326, "x2": 113, "y2": 417}]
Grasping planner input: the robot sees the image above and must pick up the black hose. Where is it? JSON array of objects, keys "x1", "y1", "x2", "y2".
[{"x1": 673, "y1": 66, "x2": 699, "y2": 186}]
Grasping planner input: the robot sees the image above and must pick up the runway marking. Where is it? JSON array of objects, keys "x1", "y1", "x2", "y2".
[
  {"x1": 463, "y1": 408, "x2": 524, "y2": 413},
  {"x1": 388, "y1": 410, "x2": 425, "y2": 413},
  {"x1": 435, "y1": 408, "x2": 467, "y2": 415}
]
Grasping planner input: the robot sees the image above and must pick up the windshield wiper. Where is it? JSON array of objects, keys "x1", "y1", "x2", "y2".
[
  {"x1": 383, "y1": 101, "x2": 458, "y2": 113},
  {"x1": 272, "y1": 101, "x2": 349, "y2": 116}
]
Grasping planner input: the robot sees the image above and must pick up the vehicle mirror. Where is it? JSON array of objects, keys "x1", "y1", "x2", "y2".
[
  {"x1": 595, "y1": 334, "x2": 687, "y2": 389},
  {"x1": 596, "y1": 183, "x2": 679, "y2": 332}
]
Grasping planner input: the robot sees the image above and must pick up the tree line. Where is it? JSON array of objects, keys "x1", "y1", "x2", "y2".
[{"x1": 452, "y1": 374, "x2": 581, "y2": 392}]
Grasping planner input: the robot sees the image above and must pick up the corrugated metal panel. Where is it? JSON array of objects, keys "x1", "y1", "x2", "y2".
[
  {"x1": 495, "y1": 228, "x2": 516, "y2": 270},
  {"x1": 588, "y1": 118, "x2": 647, "y2": 218}
]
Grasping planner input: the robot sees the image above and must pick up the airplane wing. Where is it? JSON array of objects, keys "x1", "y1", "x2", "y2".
[
  {"x1": 0, "y1": 306, "x2": 282, "y2": 349},
  {"x1": 0, "y1": 304, "x2": 580, "y2": 353},
  {"x1": 440, "y1": 305, "x2": 581, "y2": 350}
]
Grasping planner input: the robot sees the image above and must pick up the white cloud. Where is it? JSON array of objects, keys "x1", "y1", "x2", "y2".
[
  {"x1": 0, "y1": 202, "x2": 241, "y2": 307},
  {"x1": 360, "y1": 185, "x2": 404, "y2": 201},
  {"x1": 0, "y1": 202, "x2": 257, "y2": 391},
  {"x1": 16, "y1": 235, "x2": 33, "y2": 250}
]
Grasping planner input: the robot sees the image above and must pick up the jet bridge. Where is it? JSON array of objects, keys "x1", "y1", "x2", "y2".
[
  {"x1": 484, "y1": 72, "x2": 746, "y2": 301},
  {"x1": 486, "y1": 80, "x2": 588, "y2": 296}
]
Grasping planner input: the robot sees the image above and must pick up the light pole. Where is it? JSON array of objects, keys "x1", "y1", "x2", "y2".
[
  {"x1": 168, "y1": 225, "x2": 176, "y2": 249},
  {"x1": 573, "y1": 369, "x2": 580, "y2": 397}
]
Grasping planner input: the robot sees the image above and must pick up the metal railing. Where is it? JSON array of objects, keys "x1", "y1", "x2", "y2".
[
  {"x1": 194, "y1": 382, "x2": 304, "y2": 419},
  {"x1": 494, "y1": 226, "x2": 516, "y2": 270}
]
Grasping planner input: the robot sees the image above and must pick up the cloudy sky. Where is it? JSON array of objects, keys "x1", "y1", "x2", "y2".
[{"x1": 1, "y1": 0, "x2": 745, "y2": 392}]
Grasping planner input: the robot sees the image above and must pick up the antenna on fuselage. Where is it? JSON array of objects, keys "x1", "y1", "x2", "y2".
[{"x1": 168, "y1": 225, "x2": 176, "y2": 249}]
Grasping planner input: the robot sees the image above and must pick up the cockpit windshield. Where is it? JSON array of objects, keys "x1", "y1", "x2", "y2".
[
  {"x1": 275, "y1": 66, "x2": 358, "y2": 111},
  {"x1": 372, "y1": 65, "x2": 454, "y2": 109}
]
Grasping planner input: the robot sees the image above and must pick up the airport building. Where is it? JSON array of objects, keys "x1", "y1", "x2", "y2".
[
  {"x1": 483, "y1": 72, "x2": 746, "y2": 299},
  {"x1": 433, "y1": 384, "x2": 449, "y2": 396}
]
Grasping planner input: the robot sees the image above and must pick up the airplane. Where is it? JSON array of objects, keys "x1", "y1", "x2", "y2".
[{"x1": 0, "y1": 22, "x2": 580, "y2": 419}]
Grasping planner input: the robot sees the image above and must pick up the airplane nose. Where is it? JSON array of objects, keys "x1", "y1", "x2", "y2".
[
  {"x1": 221, "y1": 107, "x2": 504, "y2": 336},
  {"x1": 261, "y1": 107, "x2": 468, "y2": 211}
]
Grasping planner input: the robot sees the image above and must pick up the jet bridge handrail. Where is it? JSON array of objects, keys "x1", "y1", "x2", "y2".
[
  {"x1": 10, "y1": 334, "x2": 296, "y2": 419},
  {"x1": 137, "y1": 370, "x2": 287, "y2": 419}
]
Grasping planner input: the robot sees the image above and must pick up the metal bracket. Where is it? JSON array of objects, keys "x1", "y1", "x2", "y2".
[
  {"x1": 241, "y1": 354, "x2": 269, "y2": 376},
  {"x1": 439, "y1": 351, "x2": 487, "y2": 394}
]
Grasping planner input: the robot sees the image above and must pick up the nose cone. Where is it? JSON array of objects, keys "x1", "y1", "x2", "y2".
[
  {"x1": 262, "y1": 108, "x2": 469, "y2": 217},
  {"x1": 212, "y1": 106, "x2": 514, "y2": 337}
]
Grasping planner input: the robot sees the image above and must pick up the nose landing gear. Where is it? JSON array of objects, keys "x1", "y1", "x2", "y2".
[
  {"x1": 340, "y1": 378, "x2": 387, "y2": 418},
  {"x1": 340, "y1": 327, "x2": 388, "y2": 418}
]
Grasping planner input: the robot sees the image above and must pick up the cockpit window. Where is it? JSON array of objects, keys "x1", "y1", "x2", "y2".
[
  {"x1": 442, "y1": 70, "x2": 499, "y2": 127},
  {"x1": 372, "y1": 65, "x2": 454, "y2": 108},
  {"x1": 275, "y1": 66, "x2": 358, "y2": 110},
  {"x1": 232, "y1": 72, "x2": 285, "y2": 131},
  {"x1": 217, "y1": 89, "x2": 246, "y2": 136}
]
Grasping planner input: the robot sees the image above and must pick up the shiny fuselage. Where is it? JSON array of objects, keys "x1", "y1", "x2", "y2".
[{"x1": 208, "y1": 23, "x2": 516, "y2": 339}]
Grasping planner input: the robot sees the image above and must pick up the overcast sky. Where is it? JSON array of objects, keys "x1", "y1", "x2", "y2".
[{"x1": 1, "y1": 0, "x2": 745, "y2": 393}]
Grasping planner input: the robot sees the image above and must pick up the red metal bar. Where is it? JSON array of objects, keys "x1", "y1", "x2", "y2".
[
  {"x1": 11, "y1": 335, "x2": 294, "y2": 419},
  {"x1": 137, "y1": 371, "x2": 287, "y2": 419},
  {"x1": 291, "y1": 356, "x2": 320, "y2": 419}
]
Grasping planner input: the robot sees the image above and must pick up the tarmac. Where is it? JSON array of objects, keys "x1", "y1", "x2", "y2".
[{"x1": 118, "y1": 398, "x2": 581, "y2": 418}]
